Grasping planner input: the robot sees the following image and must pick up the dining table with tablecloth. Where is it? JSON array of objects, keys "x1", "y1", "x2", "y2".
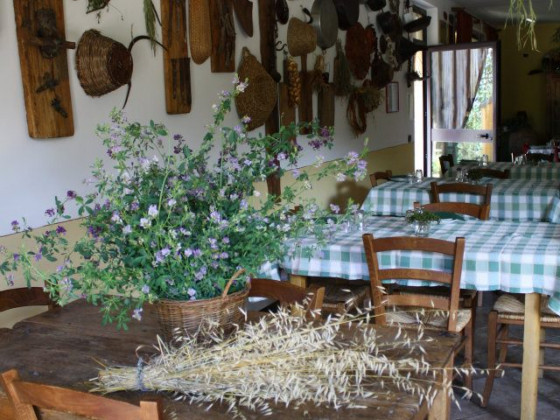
[
  {"x1": 360, "y1": 177, "x2": 560, "y2": 222},
  {"x1": 445, "y1": 161, "x2": 560, "y2": 180}
]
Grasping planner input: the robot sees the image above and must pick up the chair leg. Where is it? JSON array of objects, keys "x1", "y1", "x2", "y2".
[
  {"x1": 482, "y1": 310, "x2": 498, "y2": 407},
  {"x1": 497, "y1": 324, "x2": 509, "y2": 363},
  {"x1": 463, "y1": 318, "x2": 474, "y2": 390}
]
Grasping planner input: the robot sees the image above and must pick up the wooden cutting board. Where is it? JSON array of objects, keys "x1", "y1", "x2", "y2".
[
  {"x1": 161, "y1": 0, "x2": 191, "y2": 114},
  {"x1": 13, "y1": 0, "x2": 74, "y2": 138},
  {"x1": 209, "y1": 0, "x2": 236, "y2": 72},
  {"x1": 298, "y1": 55, "x2": 313, "y2": 133}
]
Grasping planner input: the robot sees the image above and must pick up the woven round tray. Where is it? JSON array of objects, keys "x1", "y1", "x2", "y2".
[
  {"x1": 76, "y1": 29, "x2": 133, "y2": 97},
  {"x1": 287, "y1": 17, "x2": 317, "y2": 57},
  {"x1": 155, "y1": 269, "x2": 248, "y2": 341}
]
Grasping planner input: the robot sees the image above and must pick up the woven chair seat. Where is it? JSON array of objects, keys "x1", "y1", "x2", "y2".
[
  {"x1": 395, "y1": 285, "x2": 477, "y2": 305},
  {"x1": 385, "y1": 307, "x2": 472, "y2": 333},
  {"x1": 494, "y1": 294, "x2": 560, "y2": 323}
]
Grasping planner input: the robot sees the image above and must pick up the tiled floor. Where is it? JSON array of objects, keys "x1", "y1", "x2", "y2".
[{"x1": 451, "y1": 293, "x2": 560, "y2": 419}]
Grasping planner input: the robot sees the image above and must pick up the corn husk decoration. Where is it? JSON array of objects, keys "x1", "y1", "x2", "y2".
[
  {"x1": 334, "y1": 40, "x2": 352, "y2": 97},
  {"x1": 310, "y1": 54, "x2": 328, "y2": 92},
  {"x1": 143, "y1": 0, "x2": 160, "y2": 53},
  {"x1": 287, "y1": 56, "x2": 301, "y2": 106}
]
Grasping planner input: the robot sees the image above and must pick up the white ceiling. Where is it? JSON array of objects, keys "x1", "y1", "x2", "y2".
[{"x1": 451, "y1": 0, "x2": 560, "y2": 26}]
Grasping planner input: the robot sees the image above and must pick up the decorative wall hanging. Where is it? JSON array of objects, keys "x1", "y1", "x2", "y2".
[
  {"x1": 76, "y1": 30, "x2": 161, "y2": 107},
  {"x1": 287, "y1": 17, "x2": 317, "y2": 57},
  {"x1": 235, "y1": 47, "x2": 277, "y2": 131},
  {"x1": 333, "y1": 40, "x2": 352, "y2": 97},
  {"x1": 333, "y1": 0, "x2": 359, "y2": 30},
  {"x1": 209, "y1": 0, "x2": 236, "y2": 72},
  {"x1": 370, "y1": 51, "x2": 394, "y2": 89},
  {"x1": 13, "y1": 0, "x2": 75, "y2": 138},
  {"x1": 233, "y1": 0, "x2": 254, "y2": 37},
  {"x1": 306, "y1": 0, "x2": 338, "y2": 50},
  {"x1": 275, "y1": 0, "x2": 290, "y2": 25},
  {"x1": 161, "y1": 0, "x2": 191, "y2": 114},
  {"x1": 345, "y1": 23, "x2": 371, "y2": 80},
  {"x1": 189, "y1": 0, "x2": 212, "y2": 64}
]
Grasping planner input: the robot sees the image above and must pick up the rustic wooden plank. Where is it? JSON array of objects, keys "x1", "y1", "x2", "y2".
[
  {"x1": 318, "y1": 83, "x2": 335, "y2": 127},
  {"x1": 13, "y1": 0, "x2": 74, "y2": 138},
  {"x1": 161, "y1": 0, "x2": 191, "y2": 114},
  {"x1": 298, "y1": 55, "x2": 313, "y2": 132},
  {"x1": 209, "y1": 0, "x2": 235, "y2": 72},
  {"x1": 0, "y1": 301, "x2": 458, "y2": 419},
  {"x1": 278, "y1": 83, "x2": 296, "y2": 128}
]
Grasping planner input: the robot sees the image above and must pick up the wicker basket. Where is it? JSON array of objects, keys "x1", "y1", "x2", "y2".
[
  {"x1": 75, "y1": 29, "x2": 133, "y2": 97},
  {"x1": 235, "y1": 47, "x2": 277, "y2": 131},
  {"x1": 189, "y1": 0, "x2": 212, "y2": 64},
  {"x1": 155, "y1": 270, "x2": 249, "y2": 341},
  {"x1": 287, "y1": 17, "x2": 317, "y2": 57}
]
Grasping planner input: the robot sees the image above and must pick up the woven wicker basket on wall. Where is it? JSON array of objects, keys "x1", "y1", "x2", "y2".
[{"x1": 76, "y1": 29, "x2": 133, "y2": 97}]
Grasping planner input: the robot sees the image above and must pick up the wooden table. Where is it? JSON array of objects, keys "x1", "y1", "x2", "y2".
[{"x1": 0, "y1": 300, "x2": 459, "y2": 419}]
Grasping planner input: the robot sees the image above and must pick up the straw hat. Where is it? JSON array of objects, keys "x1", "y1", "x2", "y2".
[
  {"x1": 287, "y1": 17, "x2": 317, "y2": 56},
  {"x1": 235, "y1": 47, "x2": 277, "y2": 131},
  {"x1": 75, "y1": 30, "x2": 133, "y2": 97}
]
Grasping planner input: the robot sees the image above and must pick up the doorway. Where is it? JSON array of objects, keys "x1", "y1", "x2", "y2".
[{"x1": 426, "y1": 41, "x2": 499, "y2": 176}]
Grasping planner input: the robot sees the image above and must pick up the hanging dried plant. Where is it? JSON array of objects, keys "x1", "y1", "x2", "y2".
[
  {"x1": 310, "y1": 54, "x2": 328, "y2": 92},
  {"x1": 93, "y1": 306, "x2": 477, "y2": 417},
  {"x1": 508, "y1": 0, "x2": 537, "y2": 49},
  {"x1": 85, "y1": 0, "x2": 111, "y2": 14},
  {"x1": 143, "y1": 0, "x2": 161, "y2": 53},
  {"x1": 334, "y1": 40, "x2": 352, "y2": 97}
]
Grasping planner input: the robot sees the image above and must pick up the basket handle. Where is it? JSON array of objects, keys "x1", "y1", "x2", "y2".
[{"x1": 221, "y1": 268, "x2": 246, "y2": 298}]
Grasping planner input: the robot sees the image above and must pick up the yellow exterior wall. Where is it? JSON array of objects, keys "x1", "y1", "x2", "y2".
[
  {"x1": 0, "y1": 143, "x2": 413, "y2": 327},
  {"x1": 500, "y1": 24, "x2": 558, "y2": 139}
]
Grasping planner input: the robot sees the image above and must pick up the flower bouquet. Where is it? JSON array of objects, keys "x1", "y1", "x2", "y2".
[
  {"x1": 1, "y1": 77, "x2": 367, "y2": 329},
  {"x1": 405, "y1": 208, "x2": 440, "y2": 237}
]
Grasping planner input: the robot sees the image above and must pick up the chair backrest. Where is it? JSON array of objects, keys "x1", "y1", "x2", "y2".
[
  {"x1": 472, "y1": 168, "x2": 510, "y2": 179},
  {"x1": 369, "y1": 170, "x2": 393, "y2": 187},
  {"x1": 0, "y1": 369, "x2": 162, "y2": 420},
  {"x1": 0, "y1": 287, "x2": 56, "y2": 313},
  {"x1": 249, "y1": 278, "x2": 325, "y2": 315},
  {"x1": 526, "y1": 152, "x2": 553, "y2": 163},
  {"x1": 430, "y1": 181, "x2": 493, "y2": 206},
  {"x1": 362, "y1": 234, "x2": 465, "y2": 332},
  {"x1": 415, "y1": 201, "x2": 490, "y2": 220},
  {"x1": 439, "y1": 154, "x2": 454, "y2": 175}
]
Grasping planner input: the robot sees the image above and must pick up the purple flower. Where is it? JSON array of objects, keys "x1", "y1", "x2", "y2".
[
  {"x1": 123, "y1": 225, "x2": 132, "y2": 235},
  {"x1": 132, "y1": 308, "x2": 143, "y2": 321},
  {"x1": 139, "y1": 218, "x2": 151, "y2": 229},
  {"x1": 11, "y1": 220, "x2": 21, "y2": 232},
  {"x1": 208, "y1": 238, "x2": 218, "y2": 249},
  {"x1": 222, "y1": 237, "x2": 230, "y2": 244},
  {"x1": 45, "y1": 208, "x2": 55, "y2": 217},
  {"x1": 220, "y1": 252, "x2": 229, "y2": 259},
  {"x1": 13, "y1": 253, "x2": 20, "y2": 262},
  {"x1": 34, "y1": 252, "x2": 43, "y2": 262},
  {"x1": 67, "y1": 190, "x2": 77, "y2": 199},
  {"x1": 148, "y1": 205, "x2": 159, "y2": 218},
  {"x1": 330, "y1": 204, "x2": 340, "y2": 214},
  {"x1": 184, "y1": 248, "x2": 193, "y2": 257},
  {"x1": 155, "y1": 247, "x2": 171, "y2": 263},
  {"x1": 233, "y1": 125, "x2": 243, "y2": 136},
  {"x1": 56, "y1": 225, "x2": 67, "y2": 235},
  {"x1": 130, "y1": 202, "x2": 140, "y2": 211},
  {"x1": 6, "y1": 273, "x2": 14, "y2": 286},
  {"x1": 141, "y1": 284, "x2": 150, "y2": 294},
  {"x1": 187, "y1": 288, "x2": 197, "y2": 301},
  {"x1": 241, "y1": 115, "x2": 251, "y2": 124}
]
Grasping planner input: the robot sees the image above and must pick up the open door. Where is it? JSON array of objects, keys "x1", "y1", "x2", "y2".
[{"x1": 427, "y1": 41, "x2": 499, "y2": 176}]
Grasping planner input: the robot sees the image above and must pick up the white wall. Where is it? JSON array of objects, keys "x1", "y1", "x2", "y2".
[{"x1": 0, "y1": 0, "x2": 415, "y2": 235}]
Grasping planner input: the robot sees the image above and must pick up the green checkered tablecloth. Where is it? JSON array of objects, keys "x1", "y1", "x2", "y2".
[
  {"x1": 281, "y1": 216, "x2": 560, "y2": 315},
  {"x1": 360, "y1": 178, "x2": 560, "y2": 222},
  {"x1": 446, "y1": 162, "x2": 560, "y2": 180}
]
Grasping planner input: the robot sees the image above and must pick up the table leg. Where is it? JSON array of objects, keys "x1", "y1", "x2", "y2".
[
  {"x1": 289, "y1": 274, "x2": 308, "y2": 288},
  {"x1": 520, "y1": 293, "x2": 541, "y2": 420}
]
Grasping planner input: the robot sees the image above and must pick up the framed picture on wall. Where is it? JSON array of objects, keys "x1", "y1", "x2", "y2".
[{"x1": 386, "y1": 82, "x2": 399, "y2": 113}]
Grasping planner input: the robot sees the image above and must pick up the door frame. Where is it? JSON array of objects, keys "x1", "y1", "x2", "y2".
[{"x1": 424, "y1": 41, "x2": 500, "y2": 175}]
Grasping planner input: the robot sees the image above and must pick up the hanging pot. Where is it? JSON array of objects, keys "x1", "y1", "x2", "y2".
[
  {"x1": 304, "y1": 0, "x2": 338, "y2": 50},
  {"x1": 377, "y1": 11, "x2": 400, "y2": 40},
  {"x1": 276, "y1": 0, "x2": 289, "y2": 24},
  {"x1": 403, "y1": 15, "x2": 432, "y2": 33},
  {"x1": 396, "y1": 37, "x2": 427, "y2": 65},
  {"x1": 333, "y1": 0, "x2": 359, "y2": 30},
  {"x1": 364, "y1": 0, "x2": 386, "y2": 11}
]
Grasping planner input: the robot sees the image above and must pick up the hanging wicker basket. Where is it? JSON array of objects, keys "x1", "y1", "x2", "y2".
[
  {"x1": 75, "y1": 29, "x2": 133, "y2": 97},
  {"x1": 287, "y1": 17, "x2": 317, "y2": 57},
  {"x1": 155, "y1": 269, "x2": 249, "y2": 342},
  {"x1": 235, "y1": 47, "x2": 277, "y2": 131}
]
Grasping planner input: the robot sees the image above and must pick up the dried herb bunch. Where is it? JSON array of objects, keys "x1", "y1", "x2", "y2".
[{"x1": 94, "y1": 306, "x2": 475, "y2": 417}]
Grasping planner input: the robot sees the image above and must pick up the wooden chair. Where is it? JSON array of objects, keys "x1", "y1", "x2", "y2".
[
  {"x1": 472, "y1": 168, "x2": 510, "y2": 179},
  {"x1": 307, "y1": 278, "x2": 370, "y2": 315},
  {"x1": 482, "y1": 294, "x2": 560, "y2": 407},
  {"x1": 369, "y1": 170, "x2": 393, "y2": 187},
  {"x1": 417, "y1": 201, "x2": 491, "y2": 221},
  {"x1": 248, "y1": 278, "x2": 325, "y2": 318},
  {"x1": 430, "y1": 181, "x2": 493, "y2": 206},
  {"x1": 0, "y1": 369, "x2": 162, "y2": 420},
  {"x1": 439, "y1": 154, "x2": 454, "y2": 175},
  {"x1": 0, "y1": 287, "x2": 56, "y2": 314},
  {"x1": 362, "y1": 233, "x2": 473, "y2": 389}
]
